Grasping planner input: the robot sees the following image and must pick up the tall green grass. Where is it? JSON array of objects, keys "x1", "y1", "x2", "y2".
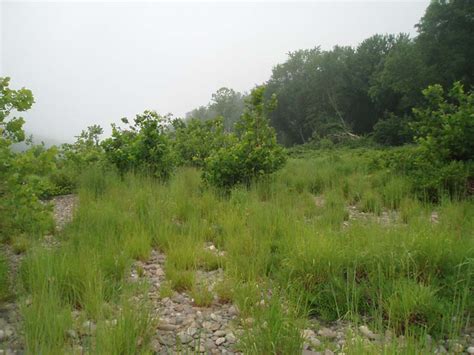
[
  {"x1": 18, "y1": 150, "x2": 473, "y2": 353},
  {"x1": 0, "y1": 252, "x2": 9, "y2": 302}
]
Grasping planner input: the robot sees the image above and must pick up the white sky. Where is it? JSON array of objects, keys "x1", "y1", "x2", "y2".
[{"x1": 1, "y1": 1, "x2": 429, "y2": 142}]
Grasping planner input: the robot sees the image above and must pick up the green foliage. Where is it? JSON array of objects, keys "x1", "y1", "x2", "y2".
[
  {"x1": 102, "y1": 110, "x2": 175, "y2": 179},
  {"x1": 413, "y1": 81, "x2": 474, "y2": 162},
  {"x1": 203, "y1": 86, "x2": 287, "y2": 188},
  {"x1": 373, "y1": 114, "x2": 413, "y2": 146},
  {"x1": 172, "y1": 116, "x2": 227, "y2": 167},
  {"x1": 57, "y1": 125, "x2": 105, "y2": 193},
  {"x1": 0, "y1": 253, "x2": 9, "y2": 302},
  {"x1": 416, "y1": 0, "x2": 474, "y2": 88},
  {"x1": 0, "y1": 77, "x2": 55, "y2": 241}
]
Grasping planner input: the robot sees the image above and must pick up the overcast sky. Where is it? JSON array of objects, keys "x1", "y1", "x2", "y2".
[{"x1": 1, "y1": 1, "x2": 429, "y2": 143}]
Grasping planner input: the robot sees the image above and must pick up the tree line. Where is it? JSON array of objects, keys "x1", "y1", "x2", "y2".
[{"x1": 188, "y1": 0, "x2": 473, "y2": 147}]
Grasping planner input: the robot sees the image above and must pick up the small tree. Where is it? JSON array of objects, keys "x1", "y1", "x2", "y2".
[
  {"x1": 102, "y1": 111, "x2": 174, "y2": 179},
  {"x1": 412, "y1": 81, "x2": 473, "y2": 162},
  {"x1": 0, "y1": 77, "x2": 54, "y2": 239},
  {"x1": 203, "y1": 86, "x2": 286, "y2": 188},
  {"x1": 172, "y1": 117, "x2": 227, "y2": 167}
]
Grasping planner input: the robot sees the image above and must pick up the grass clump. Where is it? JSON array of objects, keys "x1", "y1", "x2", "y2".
[
  {"x1": 0, "y1": 253, "x2": 10, "y2": 302},
  {"x1": 191, "y1": 283, "x2": 214, "y2": 307}
]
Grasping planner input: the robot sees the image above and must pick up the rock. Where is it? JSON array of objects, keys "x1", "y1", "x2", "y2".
[
  {"x1": 318, "y1": 327, "x2": 337, "y2": 339},
  {"x1": 205, "y1": 339, "x2": 216, "y2": 350},
  {"x1": 150, "y1": 339, "x2": 162, "y2": 352},
  {"x1": 226, "y1": 332, "x2": 236, "y2": 344},
  {"x1": 214, "y1": 330, "x2": 227, "y2": 337},
  {"x1": 450, "y1": 342, "x2": 464, "y2": 353},
  {"x1": 157, "y1": 322, "x2": 177, "y2": 331},
  {"x1": 82, "y1": 321, "x2": 96, "y2": 334},
  {"x1": 359, "y1": 325, "x2": 378, "y2": 340},
  {"x1": 178, "y1": 332, "x2": 193, "y2": 344},
  {"x1": 66, "y1": 329, "x2": 77, "y2": 339},
  {"x1": 243, "y1": 317, "x2": 254, "y2": 326},
  {"x1": 302, "y1": 329, "x2": 316, "y2": 339},
  {"x1": 195, "y1": 344, "x2": 206, "y2": 353},
  {"x1": 302, "y1": 351, "x2": 320, "y2": 355},
  {"x1": 228, "y1": 305, "x2": 239, "y2": 316},
  {"x1": 435, "y1": 345, "x2": 448, "y2": 353},
  {"x1": 216, "y1": 337, "x2": 226, "y2": 346},
  {"x1": 467, "y1": 346, "x2": 474, "y2": 354},
  {"x1": 187, "y1": 327, "x2": 198, "y2": 337},
  {"x1": 158, "y1": 335, "x2": 175, "y2": 346},
  {"x1": 323, "y1": 350, "x2": 334, "y2": 355},
  {"x1": 0, "y1": 330, "x2": 5, "y2": 341}
]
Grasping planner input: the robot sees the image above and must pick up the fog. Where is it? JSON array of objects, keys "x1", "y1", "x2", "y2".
[{"x1": 1, "y1": 1, "x2": 429, "y2": 143}]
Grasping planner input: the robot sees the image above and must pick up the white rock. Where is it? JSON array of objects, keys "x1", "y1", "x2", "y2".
[{"x1": 467, "y1": 346, "x2": 474, "y2": 354}]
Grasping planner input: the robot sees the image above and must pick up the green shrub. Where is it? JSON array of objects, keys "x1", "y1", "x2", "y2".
[
  {"x1": 102, "y1": 111, "x2": 175, "y2": 179},
  {"x1": 203, "y1": 86, "x2": 287, "y2": 188},
  {"x1": 0, "y1": 77, "x2": 55, "y2": 240},
  {"x1": 413, "y1": 81, "x2": 474, "y2": 162},
  {"x1": 373, "y1": 114, "x2": 413, "y2": 146},
  {"x1": 172, "y1": 117, "x2": 228, "y2": 167}
]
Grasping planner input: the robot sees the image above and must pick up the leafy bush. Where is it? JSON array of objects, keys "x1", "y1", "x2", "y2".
[
  {"x1": 0, "y1": 77, "x2": 55, "y2": 241},
  {"x1": 373, "y1": 113, "x2": 414, "y2": 146},
  {"x1": 102, "y1": 111, "x2": 175, "y2": 179},
  {"x1": 413, "y1": 81, "x2": 474, "y2": 162},
  {"x1": 203, "y1": 86, "x2": 287, "y2": 188},
  {"x1": 172, "y1": 116, "x2": 227, "y2": 167}
]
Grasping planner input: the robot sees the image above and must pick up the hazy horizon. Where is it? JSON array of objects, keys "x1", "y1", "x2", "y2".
[{"x1": 1, "y1": 1, "x2": 430, "y2": 143}]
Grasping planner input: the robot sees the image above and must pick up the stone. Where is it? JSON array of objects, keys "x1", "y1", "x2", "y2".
[
  {"x1": 187, "y1": 327, "x2": 198, "y2": 337},
  {"x1": 301, "y1": 351, "x2": 320, "y2": 355},
  {"x1": 228, "y1": 305, "x2": 239, "y2": 316},
  {"x1": 450, "y1": 342, "x2": 464, "y2": 353},
  {"x1": 66, "y1": 329, "x2": 77, "y2": 339},
  {"x1": 205, "y1": 339, "x2": 216, "y2": 350},
  {"x1": 216, "y1": 337, "x2": 226, "y2": 346},
  {"x1": 359, "y1": 325, "x2": 378, "y2": 340},
  {"x1": 467, "y1": 346, "x2": 474, "y2": 354},
  {"x1": 157, "y1": 322, "x2": 177, "y2": 331},
  {"x1": 324, "y1": 350, "x2": 334, "y2": 355},
  {"x1": 302, "y1": 329, "x2": 316, "y2": 339},
  {"x1": 82, "y1": 321, "x2": 96, "y2": 334},
  {"x1": 318, "y1": 327, "x2": 337, "y2": 339},
  {"x1": 226, "y1": 332, "x2": 236, "y2": 344},
  {"x1": 214, "y1": 330, "x2": 227, "y2": 337},
  {"x1": 0, "y1": 330, "x2": 5, "y2": 341},
  {"x1": 178, "y1": 332, "x2": 193, "y2": 344}
]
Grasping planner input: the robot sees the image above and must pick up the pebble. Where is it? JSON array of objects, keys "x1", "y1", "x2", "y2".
[
  {"x1": 467, "y1": 346, "x2": 474, "y2": 354},
  {"x1": 216, "y1": 337, "x2": 226, "y2": 346},
  {"x1": 318, "y1": 327, "x2": 337, "y2": 339},
  {"x1": 359, "y1": 325, "x2": 378, "y2": 340},
  {"x1": 226, "y1": 332, "x2": 236, "y2": 344},
  {"x1": 178, "y1": 332, "x2": 193, "y2": 344},
  {"x1": 67, "y1": 329, "x2": 77, "y2": 339},
  {"x1": 214, "y1": 330, "x2": 227, "y2": 337},
  {"x1": 157, "y1": 322, "x2": 177, "y2": 331}
]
